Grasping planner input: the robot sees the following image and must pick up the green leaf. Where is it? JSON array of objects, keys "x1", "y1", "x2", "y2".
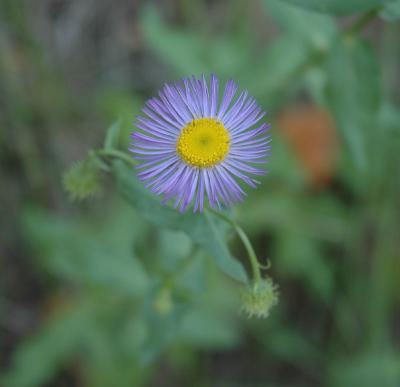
[
  {"x1": 180, "y1": 308, "x2": 240, "y2": 349},
  {"x1": 179, "y1": 268, "x2": 241, "y2": 349},
  {"x1": 380, "y1": 0, "x2": 400, "y2": 20},
  {"x1": 275, "y1": 231, "x2": 334, "y2": 301},
  {"x1": 23, "y1": 206, "x2": 149, "y2": 296},
  {"x1": 140, "y1": 6, "x2": 251, "y2": 77},
  {"x1": 139, "y1": 288, "x2": 188, "y2": 364},
  {"x1": 263, "y1": 0, "x2": 337, "y2": 48},
  {"x1": 261, "y1": 327, "x2": 321, "y2": 367},
  {"x1": 324, "y1": 39, "x2": 381, "y2": 184},
  {"x1": 329, "y1": 351, "x2": 400, "y2": 387},
  {"x1": 2, "y1": 301, "x2": 93, "y2": 387},
  {"x1": 140, "y1": 6, "x2": 206, "y2": 75},
  {"x1": 243, "y1": 35, "x2": 309, "y2": 101},
  {"x1": 104, "y1": 119, "x2": 122, "y2": 151},
  {"x1": 278, "y1": 0, "x2": 391, "y2": 15},
  {"x1": 113, "y1": 161, "x2": 248, "y2": 284}
]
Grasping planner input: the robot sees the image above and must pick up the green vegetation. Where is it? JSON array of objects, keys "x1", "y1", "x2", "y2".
[{"x1": 1, "y1": 0, "x2": 399, "y2": 386}]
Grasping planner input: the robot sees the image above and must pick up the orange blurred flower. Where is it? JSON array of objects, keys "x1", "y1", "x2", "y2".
[{"x1": 278, "y1": 104, "x2": 339, "y2": 187}]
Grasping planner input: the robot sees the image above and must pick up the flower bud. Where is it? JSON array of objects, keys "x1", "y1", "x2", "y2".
[
  {"x1": 63, "y1": 158, "x2": 101, "y2": 200},
  {"x1": 153, "y1": 288, "x2": 173, "y2": 316},
  {"x1": 241, "y1": 279, "x2": 278, "y2": 318}
]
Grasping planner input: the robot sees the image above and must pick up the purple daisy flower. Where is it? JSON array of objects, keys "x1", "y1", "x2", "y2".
[{"x1": 130, "y1": 75, "x2": 271, "y2": 213}]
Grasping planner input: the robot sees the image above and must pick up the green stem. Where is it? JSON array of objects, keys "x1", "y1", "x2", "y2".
[
  {"x1": 210, "y1": 209, "x2": 262, "y2": 283},
  {"x1": 97, "y1": 149, "x2": 137, "y2": 167},
  {"x1": 345, "y1": 8, "x2": 379, "y2": 38}
]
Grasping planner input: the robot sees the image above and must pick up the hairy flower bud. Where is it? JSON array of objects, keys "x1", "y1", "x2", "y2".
[
  {"x1": 241, "y1": 279, "x2": 278, "y2": 318},
  {"x1": 63, "y1": 158, "x2": 101, "y2": 200},
  {"x1": 153, "y1": 288, "x2": 173, "y2": 316}
]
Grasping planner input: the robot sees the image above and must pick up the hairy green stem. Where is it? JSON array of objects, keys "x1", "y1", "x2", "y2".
[
  {"x1": 97, "y1": 149, "x2": 137, "y2": 167},
  {"x1": 210, "y1": 209, "x2": 262, "y2": 283}
]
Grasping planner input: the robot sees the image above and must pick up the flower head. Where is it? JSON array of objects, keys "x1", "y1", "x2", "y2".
[{"x1": 130, "y1": 75, "x2": 270, "y2": 212}]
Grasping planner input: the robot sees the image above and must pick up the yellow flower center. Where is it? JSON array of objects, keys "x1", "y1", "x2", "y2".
[{"x1": 176, "y1": 118, "x2": 230, "y2": 168}]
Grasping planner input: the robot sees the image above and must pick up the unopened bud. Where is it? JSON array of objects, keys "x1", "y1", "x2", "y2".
[
  {"x1": 241, "y1": 279, "x2": 278, "y2": 319},
  {"x1": 153, "y1": 288, "x2": 173, "y2": 316},
  {"x1": 63, "y1": 158, "x2": 101, "y2": 200}
]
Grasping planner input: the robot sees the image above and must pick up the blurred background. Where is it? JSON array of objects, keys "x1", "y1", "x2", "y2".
[{"x1": 1, "y1": 0, "x2": 400, "y2": 386}]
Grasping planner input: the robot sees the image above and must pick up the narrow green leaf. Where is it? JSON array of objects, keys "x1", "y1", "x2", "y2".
[
  {"x1": 181, "y1": 308, "x2": 240, "y2": 349},
  {"x1": 278, "y1": 0, "x2": 391, "y2": 15},
  {"x1": 263, "y1": 0, "x2": 337, "y2": 48},
  {"x1": 243, "y1": 35, "x2": 309, "y2": 101},
  {"x1": 324, "y1": 39, "x2": 381, "y2": 185},
  {"x1": 113, "y1": 161, "x2": 248, "y2": 284},
  {"x1": 329, "y1": 351, "x2": 400, "y2": 387},
  {"x1": 380, "y1": 0, "x2": 400, "y2": 20},
  {"x1": 2, "y1": 301, "x2": 93, "y2": 387},
  {"x1": 104, "y1": 119, "x2": 122, "y2": 150},
  {"x1": 140, "y1": 5, "x2": 251, "y2": 77},
  {"x1": 140, "y1": 6, "x2": 207, "y2": 75},
  {"x1": 275, "y1": 231, "x2": 334, "y2": 301},
  {"x1": 23, "y1": 207, "x2": 149, "y2": 296},
  {"x1": 261, "y1": 327, "x2": 321, "y2": 367}
]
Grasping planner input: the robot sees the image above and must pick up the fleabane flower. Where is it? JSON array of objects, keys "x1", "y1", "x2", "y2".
[{"x1": 130, "y1": 75, "x2": 270, "y2": 212}]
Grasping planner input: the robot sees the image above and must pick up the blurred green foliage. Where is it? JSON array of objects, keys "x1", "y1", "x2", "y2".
[{"x1": 1, "y1": 0, "x2": 399, "y2": 386}]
